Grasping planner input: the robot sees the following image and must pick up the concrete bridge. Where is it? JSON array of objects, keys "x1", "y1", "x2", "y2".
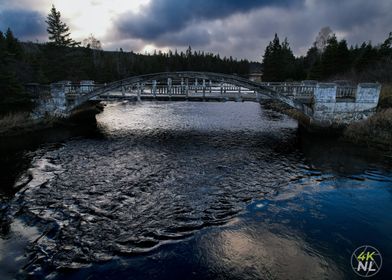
[{"x1": 26, "y1": 71, "x2": 382, "y2": 127}]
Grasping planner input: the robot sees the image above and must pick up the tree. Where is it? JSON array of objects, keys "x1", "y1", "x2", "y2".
[
  {"x1": 314, "y1": 26, "x2": 333, "y2": 52},
  {"x1": 46, "y1": 5, "x2": 79, "y2": 47},
  {"x1": 0, "y1": 28, "x2": 31, "y2": 112},
  {"x1": 380, "y1": 32, "x2": 392, "y2": 57},
  {"x1": 4, "y1": 28, "x2": 23, "y2": 58},
  {"x1": 320, "y1": 36, "x2": 350, "y2": 78},
  {"x1": 83, "y1": 34, "x2": 102, "y2": 50},
  {"x1": 262, "y1": 34, "x2": 296, "y2": 81}
]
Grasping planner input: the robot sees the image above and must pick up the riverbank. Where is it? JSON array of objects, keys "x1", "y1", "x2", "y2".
[
  {"x1": 263, "y1": 84, "x2": 392, "y2": 150},
  {"x1": 0, "y1": 112, "x2": 56, "y2": 137},
  {"x1": 343, "y1": 85, "x2": 392, "y2": 149},
  {"x1": 344, "y1": 108, "x2": 392, "y2": 149},
  {"x1": 0, "y1": 102, "x2": 103, "y2": 137}
]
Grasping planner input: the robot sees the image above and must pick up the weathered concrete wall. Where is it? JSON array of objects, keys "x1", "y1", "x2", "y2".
[
  {"x1": 312, "y1": 83, "x2": 381, "y2": 126},
  {"x1": 31, "y1": 81, "x2": 71, "y2": 119},
  {"x1": 314, "y1": 83, "x2": 337, "y2": 103}
]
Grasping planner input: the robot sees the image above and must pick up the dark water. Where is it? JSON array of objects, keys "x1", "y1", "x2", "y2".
[{"x1": 0, "y1": 102, "x2": 391, "y2": 279}]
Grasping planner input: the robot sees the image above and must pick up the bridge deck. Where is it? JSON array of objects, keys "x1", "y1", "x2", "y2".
[{"x1": 96, "y1": 94, "x2": 262, "y2": 102}]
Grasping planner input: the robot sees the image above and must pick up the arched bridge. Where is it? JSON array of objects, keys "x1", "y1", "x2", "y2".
[
  {"x1": 30, "y1": 71, "x2": 381, "y2": 127},
  {"x1": 69, "y1": 71, "x2": 313, "y2": 116}
]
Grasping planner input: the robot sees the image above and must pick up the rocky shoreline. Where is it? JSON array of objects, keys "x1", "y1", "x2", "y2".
[{"x1": 0, "y1": 102, "x2": 103, "y2": 137}]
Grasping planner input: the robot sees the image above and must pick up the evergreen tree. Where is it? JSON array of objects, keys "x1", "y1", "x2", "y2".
[
  {"x1": 262, "y1": 34, "x2": 296, "y2": 81},
  {"x1": 308, "y1": 56, "x2": 323, "y2": 80},
  {"x1": 4, "y1": 28, "x2": 23, "y2": 58},
  {"x1": 352, "y1": 42, "x2": 379, "y2": 73},
  {"x1": 0, "y1": 28, "x2": 30, "y2": 112},
  {"x1": 0, "y1": 31, "x2": 5, "y2": 55},
  {"x1": 262, "y1": 34, "x2": 281, "y2": 81},
  {"x1": 46, "y1": 5, "x2": 79, "y2": 47},
  {"x1": 380, "y1": 32, "x2": 392, "y2": 57},
  {"x1": 281, "y1": 38, "x2": 296, "y2": 80}
]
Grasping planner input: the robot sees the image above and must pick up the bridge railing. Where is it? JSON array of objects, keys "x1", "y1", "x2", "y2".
[
  {"x1": 260, "y1": 83, "x2": 357, "y2": 100},
  {"x1": 336, "y1": 86, "x2": 356, "y2": 100},
  {"x1": 24, "y1": 83, "x2": 51, "y2": 98},
  {"x1": 62, "y1": 84, "x2": 105, "y2": 97}
]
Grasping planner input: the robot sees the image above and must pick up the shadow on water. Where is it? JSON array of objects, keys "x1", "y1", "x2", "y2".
[
  {"x1": 0, "y1": 120, "x2": 104, "y2": 199},
  {"x1": 297, "y1": 126, "x2": 392, "y2": 174}
]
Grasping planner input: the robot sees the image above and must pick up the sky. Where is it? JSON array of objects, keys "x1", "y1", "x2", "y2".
[{"x1": 0, "y1": 0, "x2": 391, "y2": 61}]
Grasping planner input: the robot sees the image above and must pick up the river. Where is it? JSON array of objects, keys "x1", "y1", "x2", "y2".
[{"x1": 0, "y1": 102, "x2": 391, "y2": 279}]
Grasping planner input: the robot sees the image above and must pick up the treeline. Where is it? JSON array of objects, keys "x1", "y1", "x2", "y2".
[
  {"x1": 20, "y1": 44, "x2": 251, "y2": 84},
  {"x1": 0, "y1": 30, "x2": 250, "y2": 113},
  {"x1": 262, "y1": 31, "x2": 392, "y2": 82},
  {"x1": 0, "y1": 29, "x2": 32, "y2": 112}
]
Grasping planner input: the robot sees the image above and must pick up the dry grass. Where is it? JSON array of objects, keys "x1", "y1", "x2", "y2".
[
  {"x1": 343, "y1": 84, "x2": 392, "y2": 149},
  {"x1": 378, "y1": 84, "x2": 392, "y2": 109},
  {"x1": 0, "y1": 112, "x2": 32, "y2": 130},
  {"x1": 344, "y1": 108, "x2": 392, "y2": 148}
]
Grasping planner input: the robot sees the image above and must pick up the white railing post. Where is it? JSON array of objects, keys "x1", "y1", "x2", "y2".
[
  {"x1": 168, "y1": 78, "x2": 172, "y2": 97},
  {"x1": 186, "y1": 78, "x2": 189, "y2": 98},
  {"x1": 137, "y1": 82, "x2": 141, "y2": 101},
  {"x1": 152, "y1": 80, "x2": 157, "y2": 97},
  {"x1": 195, "y1": 78, "x2": 198, "y2": 93},
  {"x1": 202, "y1": 79, "x2": 206, "y2": 99}
]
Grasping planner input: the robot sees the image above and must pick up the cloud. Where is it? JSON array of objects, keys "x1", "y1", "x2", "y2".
[
  {"x1": 0, "y1": 9, "x2": 47, "y2": 40},
  {"x1": 114, "y1": 0, "x2": 303, "y2": 40},
  {"x1": 1, "y1": 0, "x2": 392, "y2": 61},
  {"x1": 105, "y1": 0, "x2": 392, "y2": 60}
]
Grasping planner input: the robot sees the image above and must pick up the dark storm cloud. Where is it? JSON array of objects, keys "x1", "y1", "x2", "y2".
[
  {"x1": 0, "y1": 9, "x2": 46, "y2": 39},
  {"x1": 115, "y1": 0, "x2": 303, "y2": 40},
  {"x1": 154, "y1": 26, "x2": 212, "y2": 47}
]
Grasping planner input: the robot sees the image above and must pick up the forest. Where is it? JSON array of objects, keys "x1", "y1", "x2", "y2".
[
  {"x1": 0, "y1": 29, "x2": 251, "y2": 113},
  {"x1": 262, "y1": 28, "x2": 392, "y2": 83}
]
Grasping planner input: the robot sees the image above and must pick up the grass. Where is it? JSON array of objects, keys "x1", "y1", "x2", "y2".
[
  {"x1": 378, "y1": 84, "x2": 392, "y2": 109},
  {"x1": 0, "y1": 112, "x2": 55, "y2": 136},
  {"x1": 0, "y1": 112, "x2": 32, "y2": 130},
  {"x1": 344, "y1": 108, "x2": 392, "y2": 148},
  {"x1": 343, "y1": 85, "x2": 392, "y2": 149}
]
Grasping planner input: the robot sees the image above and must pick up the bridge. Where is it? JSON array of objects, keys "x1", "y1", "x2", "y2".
[{"x1": 26, "y1": 71, "x2": 381, "y2": 127}]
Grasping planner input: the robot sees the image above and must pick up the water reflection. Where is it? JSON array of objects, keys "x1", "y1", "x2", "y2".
[
  {"x1": 199, "y1": 226, "x2": 343, "y2": 280},
  {"x1": 0, "y1": 101, "x2": 391, "y2": 279}
]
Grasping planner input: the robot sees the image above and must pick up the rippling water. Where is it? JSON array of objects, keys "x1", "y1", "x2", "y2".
[{"x1": 1, "y1": 102, "x2": 391, "y2": 279}]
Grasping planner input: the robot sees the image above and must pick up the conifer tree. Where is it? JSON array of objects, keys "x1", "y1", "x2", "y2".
[
  {"x1": 262, "y1": 34, "x2": 296, "y2": 81},
  {"x1": 46, "y1": 5, "x2": 79, "y2": 47},
  {"x1": 4, "y1": 28, "x2": 23, "y2": 58}
]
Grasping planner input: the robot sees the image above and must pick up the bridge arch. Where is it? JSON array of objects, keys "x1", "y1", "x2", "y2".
[
  {"x1": 33, "y1": 71, "x2": 381, "y2": 127},
  {"x1": 75, "y1": 71, "x2": 313, "y2": 117}
]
